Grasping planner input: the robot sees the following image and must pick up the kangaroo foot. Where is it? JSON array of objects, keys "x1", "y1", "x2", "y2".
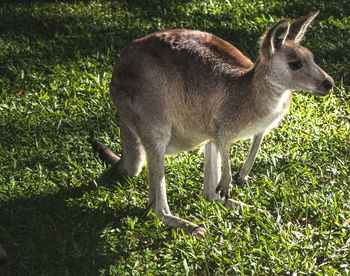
[{"x1": 161, "y1": 214, "x2": 206, "y2": 238}]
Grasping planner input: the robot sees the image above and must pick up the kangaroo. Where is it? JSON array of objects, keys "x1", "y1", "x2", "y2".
[{"x1": 92, "y1": 11, "x2": 333, "y2": 237}]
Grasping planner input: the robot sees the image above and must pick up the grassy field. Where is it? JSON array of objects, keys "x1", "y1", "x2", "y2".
[{"x1": 0, "y1": 0, "x2": 349, "y2": 275}]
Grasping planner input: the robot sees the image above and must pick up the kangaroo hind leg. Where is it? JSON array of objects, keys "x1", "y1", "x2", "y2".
[
  {"x1": 116, "y1": 121, "x2": 146, "y2": 176},
  {"x1": 91, "y1": 121, "x2": 146, "y2": 177},
  {"x1": 142, "y1": 130, "x2": 205, "y2": 238}
]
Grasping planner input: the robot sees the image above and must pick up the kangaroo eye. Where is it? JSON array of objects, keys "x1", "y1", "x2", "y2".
[{"x1": 289, "y1": 61, "x2": 303, "y2": 70}]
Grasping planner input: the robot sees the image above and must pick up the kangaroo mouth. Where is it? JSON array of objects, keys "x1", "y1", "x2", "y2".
[
  {"x1": 311, "y1": 88, "x2": 332, "y2": 97},
  {"x1": 313, "y1": 91, "x2": 329, "y2": 96}
]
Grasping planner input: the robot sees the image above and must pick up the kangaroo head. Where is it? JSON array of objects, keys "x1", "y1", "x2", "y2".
[{"x1": 259, "y1": 11, "x2": 334, "y2": 96}]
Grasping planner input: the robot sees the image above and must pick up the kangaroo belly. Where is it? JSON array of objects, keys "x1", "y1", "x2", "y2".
[
  {"x1": 166, "y1": 138, "x2": 200, "y2": 155},
  {"x1": 166, "y1": 125, "x2": 211, "y2": 154}
]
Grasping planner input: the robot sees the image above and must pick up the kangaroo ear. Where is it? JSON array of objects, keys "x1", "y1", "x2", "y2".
[
  {"x1": 287, "y1": 11, "x2": 319, "y2": 42},
  {"x1": 260, "y1": 20, "x2": 290, "y2": 60}
]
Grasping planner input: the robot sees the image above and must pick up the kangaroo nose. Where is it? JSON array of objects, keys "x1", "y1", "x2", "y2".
[{"x1": 322, "y1": 79, "x2": 333, "y2": 91}]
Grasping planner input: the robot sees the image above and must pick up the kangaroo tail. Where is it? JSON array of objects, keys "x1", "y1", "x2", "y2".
[{"x1": 91, "y1": 138, "x2": 120, "y2": 165}]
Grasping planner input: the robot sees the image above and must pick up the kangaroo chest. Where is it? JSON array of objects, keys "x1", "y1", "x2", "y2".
[{"x1": 236, "y1": 90, "x2": 291, "y2": 140}]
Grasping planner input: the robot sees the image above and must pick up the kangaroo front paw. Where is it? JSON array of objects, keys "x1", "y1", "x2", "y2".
[
  {"x1": 234, "y1": 172, "x2": 247, "y2": 185},
  {"x1": 216, "y1": 182, "x2": 233, "y2": 199},
  {"x1": 224, "y1": 198, "x2": 271, "y2": 217}
]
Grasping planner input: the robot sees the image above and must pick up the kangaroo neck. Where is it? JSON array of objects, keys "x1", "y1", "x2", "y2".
[
  {"x1": 247, "y1": 60, "x2": 290, "y2": 99},
  {"x1": 231, "y1": 60, "x2": 292, "y2": 117}
]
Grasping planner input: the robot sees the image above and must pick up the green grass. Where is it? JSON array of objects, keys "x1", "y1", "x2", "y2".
[{"x1": 0, "y1": 0, "x2": 349, "y2": 275}]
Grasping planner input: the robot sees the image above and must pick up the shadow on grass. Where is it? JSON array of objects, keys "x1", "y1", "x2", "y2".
[
  {"x1": 0, "y1": 0, "x2": 258, "y2": 62},
  {"x1": 0, "y1": 166, "x2": 146, "y2": 274}
]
